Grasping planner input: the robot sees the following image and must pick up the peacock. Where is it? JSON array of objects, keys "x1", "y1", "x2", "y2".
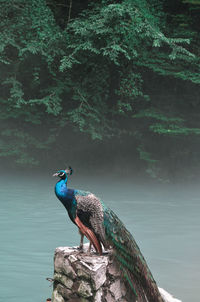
[{"x1": 53, "y1": 167, "x2": 164, "y2": 302}]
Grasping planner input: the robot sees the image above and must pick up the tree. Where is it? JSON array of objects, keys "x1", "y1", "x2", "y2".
[{"x1": 0, "y1": 0, "x2": 200, "y2": 179}]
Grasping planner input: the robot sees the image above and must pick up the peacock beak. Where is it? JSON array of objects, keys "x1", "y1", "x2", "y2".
[{"x1": 53, "y1": 172, "x2": 59, "y2": 177}]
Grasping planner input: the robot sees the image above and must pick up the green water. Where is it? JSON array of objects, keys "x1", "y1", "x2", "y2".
[{"x1": 0, "y1": 175, "x2": 199, "y2": 302}]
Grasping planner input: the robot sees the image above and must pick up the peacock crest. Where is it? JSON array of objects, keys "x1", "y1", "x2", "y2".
[{"x1": 65, "y1": 166, "x2": 73, "y2": 175}]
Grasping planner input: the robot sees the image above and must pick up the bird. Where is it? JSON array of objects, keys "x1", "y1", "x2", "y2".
[{"x1": 53, "y1": 167, "x2": 164, "y2": 302}]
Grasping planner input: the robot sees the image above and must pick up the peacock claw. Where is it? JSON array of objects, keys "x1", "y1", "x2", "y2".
[
  {"x1": 77, "y1": 246, "x2": 84, "y2": 251},
  {"x1": 102, "y1": 251, "x2": 109, "y2": 255}
]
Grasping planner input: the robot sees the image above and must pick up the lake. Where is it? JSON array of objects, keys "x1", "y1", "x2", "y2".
[{"x1": 0, "y1": 173, "x2": 199, "y2": 302}]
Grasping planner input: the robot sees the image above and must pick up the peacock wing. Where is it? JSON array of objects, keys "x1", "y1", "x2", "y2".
[
  {"x1": 74, "y1": 215, "x2": 102, "y2": 254},
  {"x1": 74, "y1": 192, "x2": 107, "y2": 249},
  {"x1": 103, "y1": 205, "x2": 164, "y2": 302}
]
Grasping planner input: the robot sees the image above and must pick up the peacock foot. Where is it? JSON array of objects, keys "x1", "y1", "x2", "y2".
[{"x1": 77, "y1": 245, "x2": 84, "y2": 252}]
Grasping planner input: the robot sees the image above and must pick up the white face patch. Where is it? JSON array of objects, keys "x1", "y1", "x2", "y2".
[{"x1": 59, "y1": 172, "x2": 65, "y2": 177}]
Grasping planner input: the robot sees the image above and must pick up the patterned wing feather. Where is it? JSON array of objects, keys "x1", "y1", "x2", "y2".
[
  {"x1": 103, "y1": 205, "x2": 164, "y2": 302},
  {"x1": 75, "y1": 192, "x2": 107, "y2": 249}
]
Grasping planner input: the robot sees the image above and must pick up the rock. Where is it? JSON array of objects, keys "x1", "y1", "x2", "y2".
[
  {"x1": 158, "y1": 288, "x2": 182, "y2": 302},
  {"x1": 63, "y1": 259, "x2": 77, "y2": 279},
  {"x1": 120, "y1": 280, "x2": 127, "y2": 297},
  {"x1": 105, "y1": 291, "x2": 116, "y2": 302},
  {"x1": 52, "y1": 244, "x2": 132, "y2": 302},
  {"x1": 77, "y1": 268, "x2": 90, "y2": 280},
  {"x1": 52, "y1": 288, "x2": 65, "y2": 302},
  {"x1": 76, "y1": 255, "x2": 108, "y2": 290},
  {"x1": 51, "y1": 244, "x2": 182, "y2": 302},
  {"x1": 54, "y1": 252, "x2": 65, "y2": 273},
  {"x1": 68, "y1": 254, "x2": 78, "y2": 263},
  {"x1": 54, "y1": 251, "x2": 77, "y2": 279},
  {"x1": 77, "y1": 280, "x2": 93, "y2": 298},
  {"x1": 110, "y1": 279, "x2": 122, "y2": 300},
  {"x1": 94, "y1": 288, "x2": 103, "y2": 302},
  {"x1": 108, "y1": 262, "x2": 121, "y2": 278},
  {"x1": 90, "y1": 260, "x2": 107, "y2": 290},
  {"x1": 54, "y1": 273, "x2": 73, "y2": 289},
  {"x1": 56, "y1": 284, "x2": 71, "y2": 300}
]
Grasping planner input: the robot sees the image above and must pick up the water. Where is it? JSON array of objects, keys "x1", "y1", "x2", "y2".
[{"x1": 0, "y1": 174, "x2": 199, "y2": 302}]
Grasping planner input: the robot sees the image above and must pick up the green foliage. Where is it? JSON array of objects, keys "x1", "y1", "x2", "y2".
[
  {"x1": 134, "y1": 108, "x2": 184, "y2": 123},
  {"x1": 149, "y1": 124, "x2": 200, "y2": 135},
  {"x1": 0, "y1": 0, "x2": 200, "y2": 179}
]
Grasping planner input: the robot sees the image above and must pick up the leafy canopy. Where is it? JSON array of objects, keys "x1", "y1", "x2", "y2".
[{"x1": 0, "y1": 0, "x2": 200, "y2": 179}]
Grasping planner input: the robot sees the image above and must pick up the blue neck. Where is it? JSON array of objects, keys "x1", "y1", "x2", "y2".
[
  {"x1": 55, "y1": 179, "x2": 77, "y2": 221},
  {"x1": 55, "y1": 179, "x2": 69, "y2": 203},
  {"x1": 63, "y1": 176, "x2": 68, "y2": 184}
]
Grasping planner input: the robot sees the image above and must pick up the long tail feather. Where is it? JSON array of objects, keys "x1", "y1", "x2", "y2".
[{"x1": 103, "y1": 206, "x2": 164, "y2": 302}]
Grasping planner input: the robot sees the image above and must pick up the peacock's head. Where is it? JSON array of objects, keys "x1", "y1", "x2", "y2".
[{"x1": 53, "y1": 166, "x2": 73, "y2": 180}]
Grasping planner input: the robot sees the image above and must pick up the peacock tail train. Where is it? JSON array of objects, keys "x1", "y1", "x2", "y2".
[{"x1": 103, "y1": 204, "x2": 164, "y2": 302}]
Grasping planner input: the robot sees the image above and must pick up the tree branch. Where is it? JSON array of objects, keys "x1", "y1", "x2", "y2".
[{"x1": 67, "y1": 0, "x2": 72, "y2": 24}]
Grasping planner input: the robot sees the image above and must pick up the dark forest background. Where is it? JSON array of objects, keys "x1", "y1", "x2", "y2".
[{"x1": 1, "y1": 0, "x2": 200, "y2": 182}]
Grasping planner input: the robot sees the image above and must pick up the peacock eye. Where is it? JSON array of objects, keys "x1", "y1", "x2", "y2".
[{"x1": 60, "y1": 172, "x2": 64, "y2": 177}]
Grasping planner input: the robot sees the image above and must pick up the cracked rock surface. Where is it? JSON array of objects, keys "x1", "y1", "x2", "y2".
[{"x1": 52, "y1": 244, "x2": 132, "y2": 302}]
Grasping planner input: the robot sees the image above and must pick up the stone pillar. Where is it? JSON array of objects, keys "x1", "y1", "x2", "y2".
[
  {"x1": 51, "y1": 244, "x2": 182, "y2": 302},
  {"x1": 52, "y1": 244, "x2": 132, "y2": 302}
]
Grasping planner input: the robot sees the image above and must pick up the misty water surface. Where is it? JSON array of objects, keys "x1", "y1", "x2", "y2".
[{"x1": 0, "y1": 173, "x2": 199, "y2": 302}]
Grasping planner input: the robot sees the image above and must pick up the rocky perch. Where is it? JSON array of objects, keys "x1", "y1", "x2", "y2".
[
  {"x1": 52, "y1": 244, "x2": 131, "y2": 302},
  {"x1": 51, "y1": 244, "x2": 182, "y2": 302}
]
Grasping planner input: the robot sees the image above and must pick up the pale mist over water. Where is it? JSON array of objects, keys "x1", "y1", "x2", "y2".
[{"x1": 0, "y1": 172, "x2": 199, "y2": 302}]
